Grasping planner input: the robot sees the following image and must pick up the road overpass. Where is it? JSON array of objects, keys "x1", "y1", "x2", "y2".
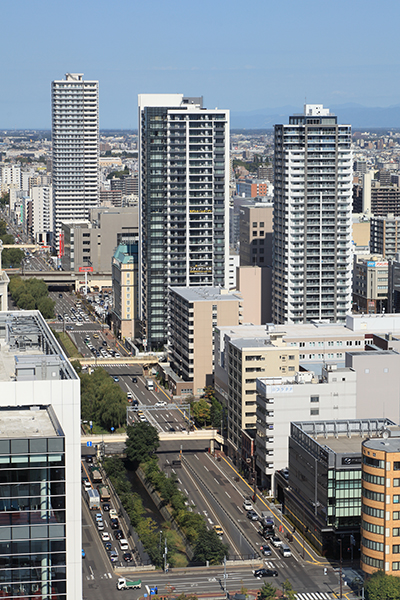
[
  {"x1": 79, "y1": 356, "x2": 159, "y2": 367},
  {"x1": 4, "y1": 268, "x2": 112, "y2": 287},
  {"x1": 81, "y1": 430, "x2": 224, "y2": 446}
]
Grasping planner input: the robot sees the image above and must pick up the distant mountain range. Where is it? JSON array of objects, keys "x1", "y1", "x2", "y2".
[{"x1": 230, "y1": 104, "x2": 400, "y2": 130}]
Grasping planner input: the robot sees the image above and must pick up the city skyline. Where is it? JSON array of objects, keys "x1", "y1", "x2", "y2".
[{"x1": 2, "y1": 0, "x2": 400, "y2": 129}]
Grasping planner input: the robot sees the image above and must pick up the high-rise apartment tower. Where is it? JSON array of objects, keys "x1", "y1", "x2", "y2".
[
  {"x1": 272, "y1": 104, "x2": 352, "y2": 324},
  {"x1": 51, "y1": 73, "x2": 99, "y2": 249},
  {"x1": 138, "y1": 94, "x2": 230, "y2": 349}
]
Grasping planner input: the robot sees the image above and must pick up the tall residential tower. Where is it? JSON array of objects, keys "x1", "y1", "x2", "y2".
[
  {"x1": 51, "y1": 73, "x2": 99, "y2": 250},
  {"x1": 138, "y1": 94, "x2": 230, "y2": 349},
  {"x1": 272, "y1": 104, "x2": 352, "y2": 324}
]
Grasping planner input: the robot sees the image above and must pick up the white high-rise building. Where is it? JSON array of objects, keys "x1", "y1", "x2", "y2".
[
  {"x1": 51, "y1": 73, "x2": 99, "y2": 250},
  {"x1": 272, "y1": 104, "x2": 352, "y2": 324},
  {"x1": 138, "y1": 94, "x2": 230, "y2": 349},
  {"x1": 30, "y1": 185, "x2": 53, "y2": 245}
]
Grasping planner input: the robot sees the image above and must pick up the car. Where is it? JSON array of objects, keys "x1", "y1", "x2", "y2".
[
  {"x1": 247, "y1": 510, "x2": 259, "y2": 521},
  {"x1": 270, "y1": 535, "x2": 282, "y2": 548},
  {"x1": 93, "y1": 333, "x2": 99, "y2": 339},
  {"x1": 59, "y1": 293, "x2": 63, "y2": 298},
  {"x1": 139, "y1": 415, "x2": 148, "y2": 422},
  {"x1": 115, "y1": 352, "x2": 121, "y2": 358},
  {"x1": 260, "y1": 544, "x2": 272, "y2": 557},
  {"x1": 109, "y1": 551, "x2": 118, "y2": 563},
  {"x1": 113, "y1": 376, "x2": 119, "y2": 383},
  {"x1": 110, "y1": 518, "x2": 119, "y2": 529},
  {"x1": 127, "y1": 392, "x2": 133, "y2": 401},
  {"x1": 76, "y1": 322, "x2": 83, "y2": 326},
  {"x1": 243, "y1": 499, "x2": 253, "y2": 512},
  {"x1": 155, "y1": 401, "x2": 167, "y2": 408},
  {"x1": 103, "y1": 503, "x2": 110, "y2": 512},
  {"x1": 119, "y1": 539, "x2": 129, "y2": 551},
  {"x1": 97, "y1": 520, "x2": 105, "y2": 531},
  {"x1": 132, "y1": 377, "x2": 137, "y2": 383},
  {"x1": 104, "y1": 542, "x2": 112, "y2": 552},
  {"x1": 123, "y1": 552, "x2": 133, "y2": 563},
  {"x1": 213, "y1": 525, "x2": 223, "y2": 536},
  {"x1": 102, "y1": 341, "x2": 107, "y2": 346},
  {"x1": 254, "y1": 568, "x2": 278, "y2": 579},
  {"x1": 57, "y1": 314, "x2": 62, "y2": 321},
  {"x1": 101, "y1": 531, "x2": 110, "y2": 542},
  {"x1": 95, "y1": 513, "x2": 103, "y2": 522},
  {"x1": 279, "y1": 544, "x2": 292, "y2": 557},
  {"x1": 114, "y1": 529, "x2": 123, "y2": 540},
  {"x1": 66, "y1": 325, "x2": 73, "y2": 331},
  {"x1": 109, "y1": 509, "x2": 118, "y2": 518}
]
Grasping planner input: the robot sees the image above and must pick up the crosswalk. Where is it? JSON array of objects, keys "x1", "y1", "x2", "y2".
[{"x1": 295, "y1": 593, "x2": 332, "y2": 600}]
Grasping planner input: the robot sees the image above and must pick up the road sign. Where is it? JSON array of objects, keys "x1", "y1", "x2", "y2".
[{"x1": 86, "y1": 441, "x2": 92, "y2": 447}]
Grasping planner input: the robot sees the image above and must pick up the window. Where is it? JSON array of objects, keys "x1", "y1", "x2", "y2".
[
  {"x1": 361, "y1": 554, "x2": 383, "y2": 570},
  {"x1": 395, "y1": 496, "x2": 400, "y2": 504},
  {"x1": 310, "y1": 408, "x2": 319, "y2": 416},
  {"x1": 362, "y1": 537, "x2": 384, "y2": 552},
  {"x1": 393, "y1": 562, "x2": 400, "y2": 571},
  {"x1": 253, "y1": 222, "x2": 257, "y2": 227},
  {"x1": 362, "y1": 519, "x2": 384, "y2": 535},
  {"x1": 260, "y1": 222, "x2": 264, "y2": 227},
  {"x1": 363, "y1": 456, "x2": 384, "y2": 469},
  {"x1": 394, "y1": 512, "x2": 400, "y2": 520},
  {"x1": 362, "y1": 504, "x2": 384, "y2": 519},
  {"x1": 289, "y1": 355, "x2": 295, "y2": 360},
  {"x1": 394, "y1": 546, "x2": 400, "y2": 554},
  {"x1": 394, "y1": 479, "x2": 400, "y2": 487},
  {"x1": 310, "y1": 396, "x2": 319, "y2": 403},
  {"x1": 363, "y1": 472, "x2": 384, "y2": 486},
  {"x1": 395, "y1": 462, "x2": 400, "y2": 471},
  {"x1": 394, "y1": 528, "x2": 400, "y2": 536},
  {"x1": 363, "y1": 488, "x2": 384, "y2": 502}
]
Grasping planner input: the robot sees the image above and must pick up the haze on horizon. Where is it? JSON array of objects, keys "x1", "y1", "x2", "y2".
[{"x1": 1, "y1": 0, "x2": 399, "y2": 129}]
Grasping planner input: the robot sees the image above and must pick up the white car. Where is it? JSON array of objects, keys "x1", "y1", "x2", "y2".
[
  {"x1": 243, "y1": 499, "x2": 253, "y2": 512},
  {"x1": 109, "y1": 509, "x2": 117, "y2": 519},
  {"x1": 155, "y1": 401, "x2": 167, "y2": 408},
  {"x1": 101, "y1": 531, "x2": 110, "y2": 542}
]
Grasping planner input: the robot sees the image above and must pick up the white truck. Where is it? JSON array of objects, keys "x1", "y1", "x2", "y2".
[
  {"x1": 87, "y1": 488, "x2": 100, "y2": 510},
  {"x1": 117, "y1": 578, "x2": 142, "y2": 590},
  {"x1": 146, "y1": 378, "x2": 154, "y2": 391}
]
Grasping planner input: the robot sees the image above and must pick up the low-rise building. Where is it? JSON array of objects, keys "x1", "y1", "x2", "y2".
[{"x1": 353, "y1": 255, "x2": 388, "y2": 313}]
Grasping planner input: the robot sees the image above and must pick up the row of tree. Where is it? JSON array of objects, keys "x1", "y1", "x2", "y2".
[
  {"x1": 0, "y1": 218, "x2": 24, "y2": 268},
  {"x1": 9, "y1": 276, "x2": 55, "y2": 318},
  {"x1": 190, "y1": 386, "x2": 223, "y2": 428},
  {"x1": 79, "y1": 367, "x2": 127, "y2": 431}
]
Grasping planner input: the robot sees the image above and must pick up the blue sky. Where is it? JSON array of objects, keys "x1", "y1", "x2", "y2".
[{"x1": 2, "y1": 0, "x2": 400, "y2": 129}]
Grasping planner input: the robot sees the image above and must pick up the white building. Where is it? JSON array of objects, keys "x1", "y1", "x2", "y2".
[
  {"x1": 0, "y1": 311, "x2": 81, "y2": 600},
  {"x1": 52, "y1": 73, "x2": 99, "y2": 250},
  {"x1": 138, "y1": 94, "x2": 230, "y2": 348},
  {"x1": 30, "y1": 185, "x2": 53, "y2": 245},
  {"x1": 255, "y1": 365, "x2": 357, "y2": 488},
  {"x1": 273, "y1": 104, "x2": 353, "y2": 324},
  {"x1": 0, "y1": 165, "x2": 21, "y2": 193}
]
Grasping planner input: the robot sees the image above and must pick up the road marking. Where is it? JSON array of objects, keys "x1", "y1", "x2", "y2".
[
  {"x1": 225, "y1": 491, "x2": 231, "y2": 498},
  {"x1": 177, "y1": 479, "x2": 182, "y2": 484},
  {"x1": 89, "y1": 566, "x2": 94, "y2": 580},
  {"x1": 237, "y1": 506, "x2": 243, "y2": 513},
  {"x1": 214, "y1": 477, "x2": 220, "y2": 485},
  {"x1": 204, "y1": 466, "x2": 209, "y2": 471},
  {"x1": 184, "y1": 488, "x2": 188, "y2": 495},
  {"x1": 146, "y1": 586, "x2": 150, "y2": 594},
  {"x1": 203, "y1": 510, "x2": 208, "y2": 516},
  {"x1": 194, "y1": 454, "x2": 199, "y2": 460},
  {"x1": 108, "y1": 573, "x2": 112, "y2": 579}
]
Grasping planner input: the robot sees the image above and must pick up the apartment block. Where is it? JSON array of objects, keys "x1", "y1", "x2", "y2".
[
  {"x1": 370, "y1": 215, "x2": 400, "y2": 259},
  {"x1": 111, "y1": 243, "x2": 139, "y2": 339},
  {"x1": 237, "y1": 179, "x2": 270, "y2": 198},
  {"x1": 353, "y1": 255, "x2": 388, "y2": 313}
]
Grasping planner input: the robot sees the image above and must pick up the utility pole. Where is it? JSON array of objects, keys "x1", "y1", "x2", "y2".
[
  {"x1": 252, "y1": 453, "x2": 257, "y2": 504},
  {"x1": 164, "y1": 537, "x2": 168, "y2": 573},
  {"x1": 339, "y1": 537, "x2": 343, "y2": 599},
  {"x1": 223, "y1": 555, "x2": 227, "y2": 599}
]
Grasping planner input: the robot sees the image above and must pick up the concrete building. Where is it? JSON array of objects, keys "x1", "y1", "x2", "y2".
[
  {"x1": 61, "y1": 206, "x2": 138, "y2": 273},
  {"x1": 255, "y1": 365, "x2": 357, "y2": 489},
  {"x1": 111, "y1": 243, "x2": 139, "y2": 340},
  {"x1": 273, "y1": 104, "x2": 352, "y2": 324},
  {"x1": 0, "y1": 165, "x2": 21, "y2": 193},
  {"x1": 239, "y1": 203, "x2": 273, "y2": 267},
  {"x1": 236, "y1": 266, "x2": 271, "y2": 325},
  {"x1": 353, "y1": 255, "x2": 388, "y2": 313},
  {"x1": 30, "y1": 185, "x2": 53, "y2": 245},
  {"x1": 361, "y1": 430, "x2": 400, "y2": 576},
  {"x1": 52, "y1": 73, "x2": 99, "y2": 249},
  {"x1": 371, "y1": 215, "x2": 400, "y2": 259},
  {"x1": 370, "y1": 184, "x2": 400, "y2": 217},
  {"x1": 287, "y1": 418, "x2": 394, "y2": 559},
  {"x1": 237, "y1": 179, "x2": 270, "y2": 198},
  {"x1": 167, "y1": 287, "x2": 243, "y2": 397},
  {"x1": 228, "y1": 252, "x2": 240, "y2": 289},
  {"x1": 0, "y1": 311, "x2": 81, "y2": 599},
  {"x1": 138, "y1": 94, "x2": 230, "y2": 349}
]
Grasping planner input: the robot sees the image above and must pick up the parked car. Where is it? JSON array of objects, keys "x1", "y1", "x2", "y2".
[{"x1": 254, "y1": 568, "x2": 278, "y2": 579}]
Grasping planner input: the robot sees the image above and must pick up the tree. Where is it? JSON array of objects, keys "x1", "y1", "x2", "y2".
[
  {"x1": 2, "y1": 247, "x2": 24, "y2": 268},
  {"x1": 125, "y1": 422, "x2": 160, "y2": 469},
  {"x1": 192, "y1": 527, "x2": 228, "y2": 565},
  {"x1": 17, "y1": 293, "x2": 36, "y2": 310},
  {"x1": 282, "y1": 579, "x2": 296, "y2": 600},
  {"x1": 210, "y1": 398, "x2": 222, "y2": 428},
  {"x1": 37, "y1": 296, "x2": 55, "y2": 319},
  {"x1": 191, "y1": 399, "x2": 210, "y2": 427},
  {"x1": 259, "y1": 582, "x2": 277, "y2": 600},
  {"x1": 365, "y1": 571, "x2": 400, "y2": 600}
]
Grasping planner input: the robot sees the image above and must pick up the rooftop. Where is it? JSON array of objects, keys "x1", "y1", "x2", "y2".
[
  {"x1": 0, "y1": 406, "x2": 63, "y2": 438},
  {"x1": 0, "y1": 311, "x2": 77, "y2": 383},
  {"x1": 170, "y1": 286, "x2": 242, "y2": 303}
]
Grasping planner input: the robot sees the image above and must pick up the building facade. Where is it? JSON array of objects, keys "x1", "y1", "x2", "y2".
[
  {"x1": 272, "y1": 104, "x2": 352, "y2": 324},
  {"x1": 111, "y1": 243, "x2": 139, "y2": 340},
  {"x1": 353, "y1": 255, "x2": 388, "y2": 313},
  {"x1": 370, "y1": 216, "x2": 400, "y2": 259},
  {"x1": 52, "y1": 73, "x2": 99, "y2": 249},
  {"x1": 138, "y1": 94, "x2": 230, "y2": 349}
]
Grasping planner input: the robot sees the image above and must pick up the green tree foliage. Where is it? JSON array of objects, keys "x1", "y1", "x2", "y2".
[
  {"x1": 191, "y1": 399, "x2": 210, "y2": 426},
  {"x1": 1, "y1": 233, "x2": 15, "y2": 245},
  {"x1": 125, "y1": 422, "x2": 160, "y2": 469},
  {"x1": 192, "y1": 526, "x2": 229, "y2": 565},
  {"x1": 9, "y1": 277, "x2": 55, "y2": 317},
  {"x1": 80, "y1": 368, "x2": 127, "y2": 430},
  {"x1": 259, "y1": 582, "x2": 278, "y2": 600},
  {"x1": 2, "y1": 247, "x2": 24, "y2": 268},
  {"x1": 106, "y1": 168, "x2": 129, "y2": 180},
  {"x1": 0, "y1": 193, "x2": 9, "y2": 207},
  {"x1": 282, "y1": 579, "x2": 296, "y2": 600},
  {"x1": 365, "y1": 571, "x2": 400, "y2": 600}
]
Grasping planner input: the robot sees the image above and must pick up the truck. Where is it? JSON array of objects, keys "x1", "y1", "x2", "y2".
[
  {"x1": 260, "y1": 512, "x2": 275, "y2": 538},
  {"x1": 116, "y1": 578, "x2": 142, "y2": 591},
  {"x1": 99, "y1": 485, "x2": 110, "y2": 502},
  {"x1": 91, "y1": 470, "x2": 102, "y2": 485},
  {"x1": 87, "y1": 488, "x2": 100, "y2": 510},
  {"x1": 146, "y1": 378, "x2": 154, "y2": 391}
]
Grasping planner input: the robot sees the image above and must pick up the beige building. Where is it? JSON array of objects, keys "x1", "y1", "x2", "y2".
[
  {"x1": 61, "y1": 206, "x2": 138, "y2": 273},
  {"x1": 353, "y1": 255, "x2": 388, "y2": 313},
  {"x1": 167, "y1": 287, "x2": 243, "y2": 397},
  {"x1": 111, "y1": 243, "x2": 139, "y2": 340},
  {"x1": 236, "y1": 265, "x2": 271, "y2": 324}
]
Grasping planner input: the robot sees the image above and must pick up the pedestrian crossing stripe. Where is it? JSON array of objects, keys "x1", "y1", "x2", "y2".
[{"x1": 295, "y1": 593, "x2": 332, "y2": 600}]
